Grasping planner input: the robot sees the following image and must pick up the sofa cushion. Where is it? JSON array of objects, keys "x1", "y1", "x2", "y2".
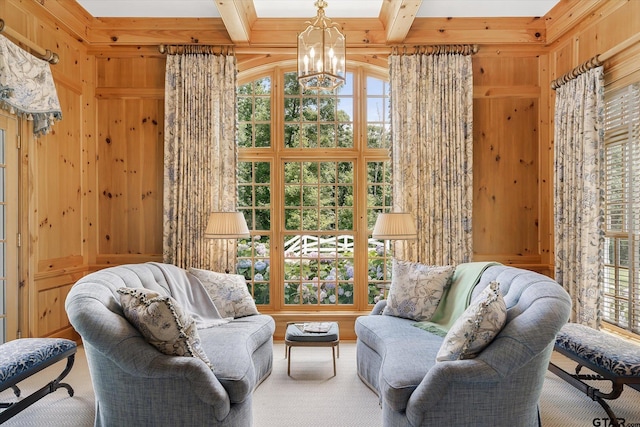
[
  {"x1": 117, "y1": 287, "x2": 213, "y2": 369},
  {"x1": 355, "y1": 314, "x2": 443, "y2": 411},
  {"x1": 436, "y1": 281, "x2": 507, "y2": 361},
  {"x1": 383, "y1": 260, "x2": 454, "y2": 321},
  {"x1": 189, "y1": 268, "x2": 259, "y2": 319},
  {"x1": 198, "y1": 314, "x2": 275, "y2": 403}
]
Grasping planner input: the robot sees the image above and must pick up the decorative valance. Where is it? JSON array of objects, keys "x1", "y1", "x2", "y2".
[{"x1": 0, "y1": 35, "x2": 62, "y2": 136}]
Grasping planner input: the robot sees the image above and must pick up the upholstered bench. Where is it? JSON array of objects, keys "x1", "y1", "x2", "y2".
[
  {"x1": 0, "y1": 338, "x2": 76, "y2": 423},
  {"x1": 548, "y1": 323, "x2": 640, "y2": 427},
  {"x1": 285, "y1": 322, "x2": 339, "y2": 377}
]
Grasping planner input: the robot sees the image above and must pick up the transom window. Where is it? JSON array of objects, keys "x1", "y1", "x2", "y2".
[{"x1": 237, "y1": 65, "x2": 392, "y2": 311}]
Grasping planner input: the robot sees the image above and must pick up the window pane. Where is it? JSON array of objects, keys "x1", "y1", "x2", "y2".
[
  {"x1": 237, "y1": 161, "x2": 271, "y2": 305},
  {"x1": 602, "y1": 82, "x2": 640, "y2": 333},
  {"x1": 255, "y1": 124, "x2": 271, "y2": 147},
  {"x1": 283, "y1": 234, "x2": 354, "y2": 306},
  {"x1": 367, "y1": 160, "x2": 393, "y2": 303},
  {"x1": 237, "y1": 235, "x2": 270, "y2": 304},
  {"x1": 367, "y1": 76, "x2": 390, "y2": 149},
  {"x1": 255, "y1": 97, "x2": 271, "y2": 120},
  {"x1": 238, "y1": 76, "x2": 272, "y2": 148},
  {"x1": 283, "y1": 71, "x2": 353, "y2": 149},
  {"x1": 238, "y1": 69, "x2": 391, "y2": 311}
]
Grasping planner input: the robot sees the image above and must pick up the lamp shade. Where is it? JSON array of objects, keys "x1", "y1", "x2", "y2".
[
  {"x1": 371, "y1": 213, "x2": 417, "y2": 240},
  {"x1": 204, "y1": 212, "x2": 250, "y2": 239}
]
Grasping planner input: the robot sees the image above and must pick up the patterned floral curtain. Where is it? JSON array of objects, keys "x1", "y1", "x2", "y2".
[
  {"x1": 389, "y1": 49, "x2": 474, "y2": 266},
  {"x1": 163, "y1": 50, "x2": 237, "y2": 270},
  {"x1": 0, "y1": 35, "x2": 62, "y2": 136},
  {"x1": 554, "y1": 67, "x2": 605, "y2": 328}
]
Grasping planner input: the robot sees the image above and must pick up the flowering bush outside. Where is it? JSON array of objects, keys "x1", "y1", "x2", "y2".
[
  {"x1": 367, "y1": 242, "x2": 392, "y2": 304},
  {"x1": 283, "y1": 251, "x2": 354, "y2": 305},
  {"x1": 236, "y1": 235, "x2": 270, "y2": 304},
  {"x1": 235, "y1": 234, "x2": 392, "y2": 306},
  {"x1": 283, "y1": 235, "x2": 354, "y2": 305}
]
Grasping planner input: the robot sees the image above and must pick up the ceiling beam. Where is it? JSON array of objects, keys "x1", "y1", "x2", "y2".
[
  {"x1": 380, "y1": 0, "x2": 422, "y2": 44},
  {"x1": 216, "y1": 0, "x2": 257, "y2": 45}
]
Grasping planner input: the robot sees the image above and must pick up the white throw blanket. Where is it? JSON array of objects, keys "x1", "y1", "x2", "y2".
[{"x1": 149, "y1": 262, "x2": 230, "y2": 329}]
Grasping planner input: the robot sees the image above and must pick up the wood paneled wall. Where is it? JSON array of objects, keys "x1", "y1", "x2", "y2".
[
  {"x1": 2, "y1": 0, "x2": 92, "y2": 339},
  {"x1": 2, "y1": 0, "x2": 637, "y2": 340},
  {"x1": 95, "y1": 55, "x2": 165, "y2": 265},
  {"x1": 471, "y1": 49, "x2": 550, "y2": 271},
  {"x1": 547, "y1": 0, "x2": 640, "y2": 88}
]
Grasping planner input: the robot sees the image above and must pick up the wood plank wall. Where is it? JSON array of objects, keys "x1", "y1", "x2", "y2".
[
  {"x1": 1, "y1": 0, "x2": 637, "y2": 340},
  {"x1": 95, "y1": 55, "x2": 165, "y2": 265},
  {"x1": 1, "y1": 0, "x2": 92, "y2": 340}
]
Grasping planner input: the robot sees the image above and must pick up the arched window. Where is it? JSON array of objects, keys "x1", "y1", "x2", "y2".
[{"x1": 237, "y1": 63, "x2": 393, "y2": 311}]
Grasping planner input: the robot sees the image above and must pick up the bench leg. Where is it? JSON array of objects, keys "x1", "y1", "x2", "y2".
[
  {"x1": 332, "y1": 346, "x2": 336, "y2": 377},
  {"x1": 0, "y1": 386, "x2": 21, "y2": 409},
  {"x1": 0, "y1": 353, "x2": 76, "y2": 424},
  {"x1": 548, "y1": 361, "x2": 624, "y2": 427}
]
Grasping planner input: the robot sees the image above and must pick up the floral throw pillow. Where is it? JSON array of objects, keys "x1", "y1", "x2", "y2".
[
  {"x1": 188, "y1": 268, "x2": 259, "y2": 319},
  {"x1": 117, "y1": 287, "x2": 213, "y2": 369},
  {"x1": 383, "y1": 260, "x2": 455, "y2": 321},
  {"x1": 436, "y1": 281, "x2": 507, "y2": 361}
]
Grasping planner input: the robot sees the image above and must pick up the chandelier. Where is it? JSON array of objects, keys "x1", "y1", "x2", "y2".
[{"x1": 297, "y1": 0, "x2": 346, "y2": 91}]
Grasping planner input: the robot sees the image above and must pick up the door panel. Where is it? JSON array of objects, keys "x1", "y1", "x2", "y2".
[{"x1": 0, "y1": 112, "x2": 19, "y2": 342}]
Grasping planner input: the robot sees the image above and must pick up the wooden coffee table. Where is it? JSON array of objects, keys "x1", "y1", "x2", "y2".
[{"x1": 284, "y1": 321, "x2": 340, "y2": 377}]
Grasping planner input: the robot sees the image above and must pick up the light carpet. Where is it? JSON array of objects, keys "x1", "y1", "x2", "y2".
[{"x1": 1, "y1": 343, "x2": 639, "y2": 426}]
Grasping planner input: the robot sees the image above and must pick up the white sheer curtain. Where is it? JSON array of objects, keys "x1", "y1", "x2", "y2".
[
  {"x1": 163, "y1": 51, "x2": 238, "y2": 270},
  {"x1": 554, "y1": 66, "x2": 605, "y2": 327},
  {"x1": 389, "y1": 50, "x2": 474, "y2": 266}
]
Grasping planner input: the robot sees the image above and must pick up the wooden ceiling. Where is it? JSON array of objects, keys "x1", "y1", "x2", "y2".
[{"x1": 35, "y1": 0, "x2": 594, "y2": 50}]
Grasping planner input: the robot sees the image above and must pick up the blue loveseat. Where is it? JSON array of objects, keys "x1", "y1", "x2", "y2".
[
  {"x1": 65, "y1": 262, "x2": 275, "y2": 427},
  {"x1": 355, "y1": 263, "x2": 571, "y2": 427}
]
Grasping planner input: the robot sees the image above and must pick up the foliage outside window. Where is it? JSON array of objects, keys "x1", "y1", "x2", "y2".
[
  {"x1": 602, "y1": 82, "x2": 640, "y2": 334},
  {"x1": 237, "y1": 161, "x2": 271, "y2": 304},
  {"x1": 237, "y1": 65, "x2": 391, "y2": 310},
  {"x1": 367, "y1": 161, "x2": 393, "y2": 304}
]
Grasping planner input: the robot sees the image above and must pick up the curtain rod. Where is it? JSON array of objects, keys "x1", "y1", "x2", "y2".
[
  {"x1": 551, "y1": 32, "x2": 640, "y2": 90},
  {"x1": 0, "y1": 19, "x2": 59, "y2": 64},
  {"x1": 550, "y1": 56, "x2": 602, "y2": 89}
]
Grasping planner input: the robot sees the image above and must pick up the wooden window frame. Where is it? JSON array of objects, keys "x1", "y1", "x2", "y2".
[{"x1": 238, "y1": 63, "x2": 391, "y2": 312}]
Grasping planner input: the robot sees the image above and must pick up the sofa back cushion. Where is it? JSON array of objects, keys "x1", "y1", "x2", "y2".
[
  {"x1": 383, "y1": 260, "x2": 454, "y2": 321},
  {"x1": 189, "y1": 268, "x2": 259, "y2": 319},
  {"x1": 117, "y1": 287, "x2": 213, "y2": 369},
  {"x1": 436, "y1": 281, "x2": 507, "y2": 361}
]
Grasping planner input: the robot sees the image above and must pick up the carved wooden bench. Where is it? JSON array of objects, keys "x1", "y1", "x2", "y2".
[
  {"x1": 0, "y1": 338, "x2": 76, "y2": 423},
  {"x1": 548, "y1": 323, "x2": 640, "y2": 427}
]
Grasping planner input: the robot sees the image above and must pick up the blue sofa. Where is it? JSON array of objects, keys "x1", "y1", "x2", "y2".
[
  {"x1": 65, "y1": 262, "x2": 275, "y2": 427},
  {"x1": 355, "y1": 263, "x2": 571, "y2": 427}
]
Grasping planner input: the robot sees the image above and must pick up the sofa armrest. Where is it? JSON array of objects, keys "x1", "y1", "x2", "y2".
[
  {"x1": 66, "y1": 287, "x2": 232, "y2": 421},
  {"x1": 371, "y1": 299, "x2": 387, "y2": 315},
  {"x1": 406, "y1": 359, "x2": 501, "y2": 426}
]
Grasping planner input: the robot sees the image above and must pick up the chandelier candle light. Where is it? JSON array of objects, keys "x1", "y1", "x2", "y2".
[{"x1": 297, "y1": 0, "x2": 346, "y2": 91}]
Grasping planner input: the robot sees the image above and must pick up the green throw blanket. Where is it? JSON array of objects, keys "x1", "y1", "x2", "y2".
[{"x1": 414, "y1": 261, "x2": 501, "y2": 336}]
